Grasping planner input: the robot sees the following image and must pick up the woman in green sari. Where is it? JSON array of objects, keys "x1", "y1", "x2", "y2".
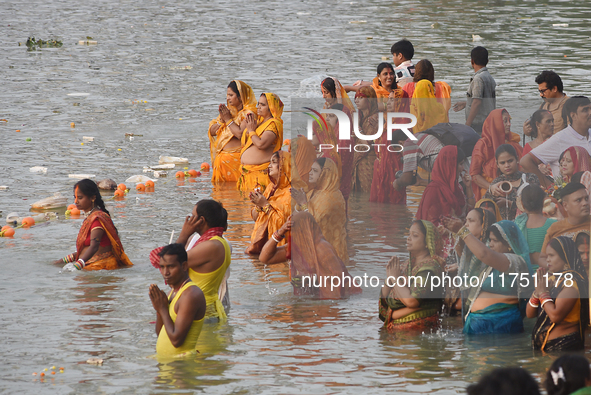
[{"x1": 379, "y1": 220, "x2": 444, "y2": 330}]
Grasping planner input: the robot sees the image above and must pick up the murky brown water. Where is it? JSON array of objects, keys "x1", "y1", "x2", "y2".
[{"x1": 2, "y1": 0, "x2": 591, "y2": 393}]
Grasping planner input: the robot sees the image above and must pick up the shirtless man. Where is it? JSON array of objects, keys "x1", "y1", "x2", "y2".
[
  {"x1": 150, "y1": 243, "x2": 206, "y2": 357},
  {"x1": 237, "y1": 93, "x2": 283, "y2": 192}
]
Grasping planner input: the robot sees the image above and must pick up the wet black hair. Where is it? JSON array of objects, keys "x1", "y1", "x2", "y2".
[
  {"x1": 572, "y1": 171, "x2": 585, "y2": 184},
  {"x1": 321, "y1": 78, "x2": 336, "y2": 98},
  {"x1": 467, "y1": 367, "x2": 540, "y2": 395},
  {"x1": 315, "y1": 157, "x2": 327, "y2": 169},
  {"x1": 563, "y1": 96, "x2": 591, "y2": 125},
  {"x1": 575, "y1": 232, "x2": 590, "y2": 247},
  {"x1": 495, "y1": 144, "x2": 519, "y2": 161},
  {"x1": 390, "y1": 39, "x2": 414, "y2": 60},
  {"x1": 530, "y1": 109, "x2": 553, "y2": 139},
  {"x1": 546, "y1": 354, "x2": 591, "y2": 395},
  {"x1": 196, "y1": 199, "x2": 228, "y2": 230},
  {"x1": 471, "y1": 46, "x2": 489, "y2": 67},
  {"x1": 227, "y1": 80, "x2": 240, "y2": 97},
  {"x1": 548, "y1": 238, "x2": 569, "y2": 266},
  {"x1": 560, "y1": 182, "x2": 587, "y2": 201},
  {"x1": 73, "y1": 179, "x2": 110, "y2": 216},
  {"x1": 413, "y1": 59, "x2": 435, "y2": 83},
  {"x1": 521, "y1": 184, "x2": 546, "y2": 213},
  {"x1": 159, "y1": 243, "x2": 188, "y2": 264},
  {"x1": 535, "y1": 70, "x2": 564, "y2": 93}
]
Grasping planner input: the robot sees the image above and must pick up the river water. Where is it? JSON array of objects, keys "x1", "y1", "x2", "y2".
[{"x1": 2, "y1": 0, "x2": 591, "y2": 394}]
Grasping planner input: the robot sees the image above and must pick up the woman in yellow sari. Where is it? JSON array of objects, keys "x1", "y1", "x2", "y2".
[
  {"x1": 410, "y1": 79, "x2": 449, "y2": 133},
  {"x1": 238, "y1": 92, "x2": 284, "y2": 192},
  {"x1": 208, "y1": 80, "x2": 257, "y2": 183},
  {"x1": 246, "y1": 150, "x2": 292, "y2": 255},
  {"x1": 55, "y1": 179, "x2": 133, "y2": 270},
  {"x1": 292, "y1": 158, "x2": 348, "y2": 264}
]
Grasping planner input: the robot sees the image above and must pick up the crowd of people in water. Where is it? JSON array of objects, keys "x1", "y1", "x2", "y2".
[{"x1": 51, "y1": 37, "x2": 591, "y2": 391}]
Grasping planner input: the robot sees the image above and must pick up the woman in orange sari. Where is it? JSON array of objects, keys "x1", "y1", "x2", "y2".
[
  {"x1": 370, "y1": 89, "x2": 409, "y2": 204},
  {"x1": 246, "y1": 150, "x2": 292, "y2": 255},
  {"x1": 238, "y1": 92, "x2": 284, "y2": 192},
  {"x1": 351, "y1": 86, "x2": 378, "y2": 192},
  {"x1": 403, "y1": 59, "x2": 452, "y2": 112},
  {"x1": 56, "y1": 179, "x2": 133, "y2": 271},
  {"x1": 410, "y1": 80, "x2": 449, "y2": 133},
  {"x1": 469, "y1": 109, "x2": 523, "y2": 201},
  {"x1": 208, "y1": 80, "x2": 257, "y2": 183},
  {"x1": 292, "y1": 158, "x2": 348, "y2": 263},
  {"x1": 344, "y1": 63, "x2": 397, "y2": 111},
  {"x1": 260, "y1": 212, "x2": 361, "y2": 299},
  {"x1": 321, "y1": 77, "x2": 355, "y2": 203},
  {"x1": 291, "y1": 136, "x2": 317, "y2": 192}
]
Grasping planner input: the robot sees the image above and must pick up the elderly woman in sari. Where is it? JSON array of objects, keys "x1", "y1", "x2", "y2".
[
  {"x1": 351, "y1": 86, "x2": 379, "y2": 192},
  {"x1": 246, "y1": 151, "x2": 291, "y2": 255},
  {"x1": 379, "y1": 220, "x2": 444, "y2": 330},
  {"x1": 443, "y1": 208, "x2": 497, "y2": 313},
  {"x1": 208, "y1": 80, "x2": 257, "y2": 183},
  {"x1": 238, "y1": 93, "x2": 284, "y2": 193},
  {"x1": 484, "y1": 144, "x2": 540, "y2": 220},
  {"x1": 470, "y1": 109, "x2": 523, "y2": 201},
  {"x1": 403, "y1": 59, "x2": 452, "y2": 112},
  {"x1": 528, "y1": 236, "x2": 589, "y2": 352},
  {"x1": 292, "y1": 157, "x2": 348, "y2": 264},
  {"x1": 321, "y1": 77, "x2": 355, "y2": 203},
  {"x1": 453, "y1": 220, "x2": 533, "y2": 334},
  {"x1": 370, "y1": 90, "x2": 409, "y2": 204},
  {"x1": 410, "y1": 80, "x2": 449, "y2": 134},
  {"x1": 416, "y1": 146, "x2": 473, "y2": 228},
  {"x1": 55, "y1": 179, "x2": 133, "y2": 270},
  {"x1": 259, "y1": 212, "x2": 361, "y2": 299}
]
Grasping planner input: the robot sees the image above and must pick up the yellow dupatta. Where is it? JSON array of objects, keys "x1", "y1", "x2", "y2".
[
  {"x1": 208, "y1": 80, "x2": 257, "y2": 162},
  {"x1": 307, "y1": 158, "x2": 348, "y2": 264},
  {"x1": 410, "y1": 80, "x2": 448, "y2": 133}
]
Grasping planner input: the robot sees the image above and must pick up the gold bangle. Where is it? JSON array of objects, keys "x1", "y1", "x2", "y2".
[
  {"x1": 457, "y1": 226, "x2": 470, "y2": 240},
  {"x1": 254, "y1": 205, "x2": 262, "y2": 213},
  {"x1": 262, "y1": 204, "x2": 272, "y2": 214}
]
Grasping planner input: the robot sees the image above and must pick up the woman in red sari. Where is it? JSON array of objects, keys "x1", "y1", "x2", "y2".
[
  {"x1": 56, "y1": 179, "x2": 133, "y2": 270},
  {"x1": 469, "y1": 109, "x2": 523, "y2": 201},
  {"x1": 369, "y1": 89, "x2": 409, "y2": 204},
  {"x1": 416, "y1": 146, "x2": 471, "y2": 227}
]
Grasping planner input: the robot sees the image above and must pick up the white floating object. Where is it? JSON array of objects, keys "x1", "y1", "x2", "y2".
[
  {"x1": 472, "y1": 34, "x2": 483, "y2": 41},
  {"x1": 82, "y1": 136, "x2": 94, "y2": 142},
  {"x1": 29, "y1": 166, "x2": 48, "y2": 174},
  {"x1": 30, "y1": 193, "x2": 69, "y2": 210},
  {"x1": 159, "y1": 155, "x2": 189, "y2": 165},
  {"x1": 6, "y1": 212, "x2": 19, "y2": 224},
  {"x1": 67, "y1": 93, "x2": 90, "y2": 96},
  {"x1": 349, "y1": 20, "x2": 367, "y2": 24},
  {"x1": 150, "y1": 163, "x2": 175, "y2": 170},
  {"x1": 69, "y1": 174, "x2": 96, "y2": 179},
  {"x1": 153, "y1": 171, "x2": 168, "y2": 178},
  {"x1": 79, "y1": 40, "x2": 98, "y2": 45},
  {"x1": 553, "y1": 23, "x2": 569, "y2": 27},
  {"x1": 142, "y1": 167, "x2": 153, "y2": 173},
  {"x1": 125, "y1": 175, "x2": 156, "y2": 183},
  {"x1": 0, "y1": 186, "x2": 8, "y2": 190}
]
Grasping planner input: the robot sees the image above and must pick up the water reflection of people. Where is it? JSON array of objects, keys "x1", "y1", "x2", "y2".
[
  {"x1": 529, "y1": 236, "x2": 589, "y2": 352},
  {"x1": 379, "y1": 220, "x2": 444, "y2": 330},
  {"x1": 260, "y1": 212, "x2": 360, "y2": 299},
  {"x1": 54, "y1": 179, "x2": 133, "y2": 271},
  {"x1": 150, "y1": 244, "x2": 205, "y2": 358}
]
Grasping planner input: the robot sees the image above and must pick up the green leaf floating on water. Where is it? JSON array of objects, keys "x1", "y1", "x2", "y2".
[
  {"x1": 86, "y1": 36, "x2": 93, "y2": 40},
  {"x1": 25, "y1": 37, "x2": 63, "y2": 50}
]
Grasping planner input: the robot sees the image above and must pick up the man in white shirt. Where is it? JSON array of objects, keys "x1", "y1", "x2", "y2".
[{"x1": 520, "y1": 96, "x2": 591, "y2": 187}]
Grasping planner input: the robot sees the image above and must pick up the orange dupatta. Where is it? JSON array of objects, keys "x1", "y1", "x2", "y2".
[
  {"x1": 75, "y1": 210, "x2": 133, "y2": 270},
  {"x1": 307, "y1": 158, "x2": 348, "y2": 264},
  {"x1": 208, "y1": 80, "x2": 257, "y2": 163},
  {"x1": 469, "y1": 109, "x2": 523, "y2": 200},
  {"x1": 246, "y1": 151, "x2": 292, "y2": 255},
  {"x1": 240, "y1": 92, "x2": 284, "y2": 156}
]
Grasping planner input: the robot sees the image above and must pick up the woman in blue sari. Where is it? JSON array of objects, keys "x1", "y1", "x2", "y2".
[{"x1": 457, "y1": 220, "x2": 534, "y2": 334}]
